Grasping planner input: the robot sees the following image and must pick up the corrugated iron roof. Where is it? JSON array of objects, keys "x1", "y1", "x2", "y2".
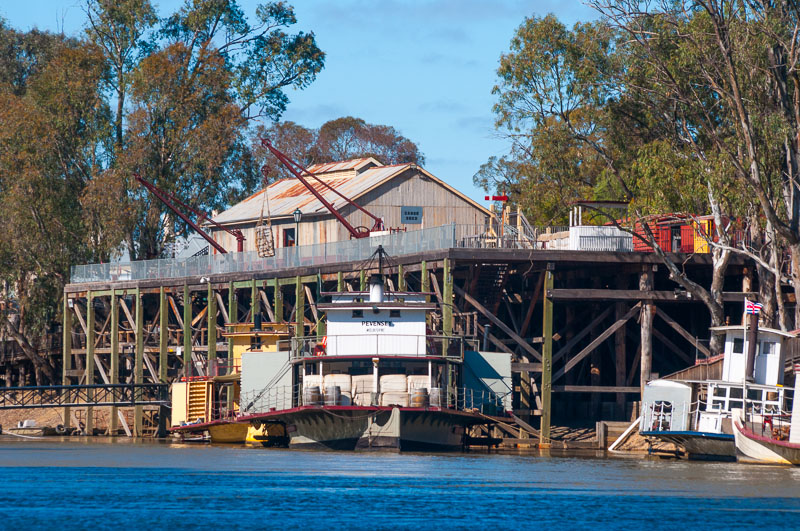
[
  {"x1": 305, "y1": 157, "x2": 381, "y2": 174},
  {"x1": 212, "y1": 164, "x2": 414, "y2": 224}
]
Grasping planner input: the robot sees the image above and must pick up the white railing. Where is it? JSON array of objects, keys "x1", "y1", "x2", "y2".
[{"x1": 238, "y1": 384, "x2": 505, "y2": 416}]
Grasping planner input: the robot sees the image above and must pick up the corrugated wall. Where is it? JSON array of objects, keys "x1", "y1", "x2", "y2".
[{"x1": 207, "y1": 168, "x2": 488, "y2": 253}]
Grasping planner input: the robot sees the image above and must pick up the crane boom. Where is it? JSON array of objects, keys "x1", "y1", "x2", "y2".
[
  {"x1": 134, "y1": 174, "x2": 245, "y2": 254},
  {"x1": 261, "y1": 139, "x2": 384, "y2": 238}
]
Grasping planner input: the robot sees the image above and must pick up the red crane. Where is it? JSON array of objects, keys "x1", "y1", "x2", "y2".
[
  {"x1": 134, "y1": 174, "x2": 245, "y2": 254},
  {"x1": 262, "y1": 139, "x2": 384, "y2": 238}
]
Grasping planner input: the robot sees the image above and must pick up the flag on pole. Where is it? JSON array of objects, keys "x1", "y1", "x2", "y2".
[{"x1": 745, "y1": 299, "x2": 763, "y2": 315}]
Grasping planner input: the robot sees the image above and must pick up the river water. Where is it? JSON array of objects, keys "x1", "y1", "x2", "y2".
[{"x1": 0, "y1": 438, "x2": 798, "y2": 529}]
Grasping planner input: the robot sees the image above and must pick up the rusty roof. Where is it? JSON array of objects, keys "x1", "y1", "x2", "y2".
[
  {"x1": 305, "y1": 157, "x2": 381, "y2": 174},
  {"x1": 212, "y1": 160, "x2": 490, "y2": 225}
]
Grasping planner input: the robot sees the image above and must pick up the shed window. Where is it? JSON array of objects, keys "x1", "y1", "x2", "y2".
[
  {"x1": 390, "y1": 310, "x2": 401, "y2": 318},
  {"x1": 732, "y1": 338, "x2": 744, "y2": 354},
  {"x1": 352, "y1": 310, "x2": 363, "y2": 318},
  {"x1": 761, "y1": 341, "x2": 776, "y2": 355}
]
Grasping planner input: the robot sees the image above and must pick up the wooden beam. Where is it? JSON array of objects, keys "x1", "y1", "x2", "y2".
[
  {"x1": 553, "y1": 303, "x2": 642, "y2": 382},
  {"x1": 454, "y1": 285, "x2": 542, "y2": 361},
  {"x1": 215, "y1": 292, "x2": 230, "y2": 324},
  {"x1": 62, "y1": 296, "x2": 73, "y2": 429},
  {"x1": 553, "y1": 385, "x2": 640, "y2": 393},
  {"x1": 259, "y1": 290, "x2": 275, "y2": 322},
  {"x1": 168, "y1": 295, "x2": 184, "y2": 328},
  {"x1": 552, "y1": 306, "x2": 613, "y2": 364},
  {"x1": 548, "y1": 289, "x2": 758, "y2": 302},
  {"x1": 652, "y1": 328, "x2": 694, "y2": 364},
  {"x1": 540, "y1": 269, "x2": 553, "y2": 446},
  {"x1": 511, "y1": 362, "x2": 543, "y2": 372},
  {"x1": 519, "y1": 272, "x2": 545, "y2": 338},
  {"x1": 183, "y1": 284, "x2": 192, "y2": 378},
  {"x1": 654, "y1": 307, "x2": 711, "y2": 358},
  {"x1": 134, "y1": 288, "x2": 143, "y2": 436}
]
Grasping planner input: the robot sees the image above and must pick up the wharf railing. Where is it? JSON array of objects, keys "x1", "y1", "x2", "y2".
[
  {"x1": 291, "y1": 334, "x2": 474, "y2": 360},
  {"x1": 0, "y1": 383, "x2": 169, "y2": 409},
  {"x1": 70, "y1": 222, "x2": 643, "y2": 284}
]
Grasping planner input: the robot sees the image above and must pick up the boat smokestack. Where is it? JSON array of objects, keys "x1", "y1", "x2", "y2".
[
  {"x1": 745, "y1": 313, "x2": 758, "y2": 382},
  {"x1": 369, "y1": 273, "x2": 384, "y2": 303}
]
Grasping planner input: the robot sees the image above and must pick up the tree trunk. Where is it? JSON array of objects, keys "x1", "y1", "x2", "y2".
[{"x1": 2, "y1": 317, "x2": 56, "y2": 384}]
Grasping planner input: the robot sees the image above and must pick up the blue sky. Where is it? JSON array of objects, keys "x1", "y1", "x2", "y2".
[{"x1": 0, "y1": 0, "x2": 597, "y2": 206}]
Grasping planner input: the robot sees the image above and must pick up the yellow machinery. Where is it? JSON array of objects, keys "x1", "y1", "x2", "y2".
[{"x1": 170, "y1": 322, "x2": 292, "y2": 444}]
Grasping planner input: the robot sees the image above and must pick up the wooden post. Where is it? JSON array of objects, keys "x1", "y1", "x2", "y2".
[
  {"x1": 540, "y1": 269, "x2": 554, "y2": 447},
  {"x1": 421, "y1": 261, "x2": 430, "y2": 328},
  {"x1": 295, "y1": 276, "x2": 304, "y2": 338},
  {"x1": 228, "y1": 280, "x2": 237, "y2": 358},
  {"x1": 615, "y1": 301, "x2": 627, "y2": 420},
  {"x1": 110, "y1": 292, "x2": 119, "y2": 434},
  {"x1": 398, "y1": 264, "x2": 406, "y2": 291},
  {"x1": 360, "y1": 270, "x2": 366, "y2": 291},
  {"x1": 274, "y1": 280, "x2": 284, "y2": 323},
  {"x1": 251, "y1": 279, "x2": 258, "y2": 322},
  {"x1": 640, "y1": 269, "x2": 654, "y2": 397},
  {"x1": 158, "y1": 287, "x2": 168, "y2": 437},
  {"x1": 208, "y1": 283, "x2": 217, "y2": 367},
  {"x1": 183, "y1": 284, "x2": 191, "y2": 377},
  {"x1": 442, "y1": 259, "x2": 453, "y2": 337},
  {"x1": 134, "y1": 288, "x2": 144, "y2": 436},
  {"x1": 62, "y1": 296, "x2": 72, "y2": 429},
  {"x1": 85, "y1": 292, "x2": 95, "y2": 435}
]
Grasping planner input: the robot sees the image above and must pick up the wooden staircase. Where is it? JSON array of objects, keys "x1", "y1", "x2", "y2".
[
  {"x1": 473, "y1": 263, "x2": 509, "y2": 313},
  {"x1": 187, "y1": 381, "x2": 211, "y2": 422}
]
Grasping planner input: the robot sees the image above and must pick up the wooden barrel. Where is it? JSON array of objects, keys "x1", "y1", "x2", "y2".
[
  {"x1": 410, "y1": 388, "x2": 429, "y2": 408},
  {"x1": 429, "y1": 387, "x2": 443, "y2": 407},
  {"x1": 324, "y1": 385, "x2": 341, "y2": 406},
  {"x1": 303, "y1": 386, "x2": 322, "y2": 406}
]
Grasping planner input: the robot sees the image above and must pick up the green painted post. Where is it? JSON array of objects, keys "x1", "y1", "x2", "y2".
[
  {"x1": 421, "y1": 261, "x2": 430, "y2": 328},
  {"x1": 316, "y1": 273, "x2": 325, "y2": 338},
  {"x1": 442, "y1": 260, "x2": 453, "y2": 404},
  {"x1": 359, "y1": 270, "x2": 366, "y2": 291},
  {"x1": 159, "y1": 287, "x2": 168, "y2": 382},
  {"x1": 110, "y1": 292, "x2": 119, "y2": 434},
  {"x1": 442, "y1": 259, "x2": 453, "y2": 337},
  {"x1": 274, "y1": 280, "x2": 284, "y2": 323},
  {"x1": 183, "y1": 284, "x2": 191, "y2": 377},
  {"x1": 207, "y1": 283, "x2": 217, "y2": 369},
  {"x1": 398, "y1": 264, "x2": 406, "y2": 291},
  {"x1": 295, "y1": 276, "x2": 304, "y2": 338},
  {"x1": 134, "y1": 288, "x2": 143, "y2": 437},
  {"x1": 251, "y1": 279, "x2": 258, "y2": 322},
  {"x1": 540, "y1": 269, "x2": 554, "y2": 447},
  {"x1": 158, "y1": 288, "x2": 168, "y2": 437},
  {"x1": 421, "y1": 261, "x2": 430, "y2": 301},
  {"x1": 337, "y1": 271, "x2": 344, "y2": 292},
  {"x1": 62, "y1": 296, "x2": 72, "y2": 429},
  {"x1": 85, "y1": 291, "x2": 95, "y2": 435},
  {"x1": 227, "y1": 282, "x2": 236, "y2": 412}
]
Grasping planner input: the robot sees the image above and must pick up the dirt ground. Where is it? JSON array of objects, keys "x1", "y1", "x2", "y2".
[{"x1": 0, "y1": 407, "x2": 66, "y2": 430}]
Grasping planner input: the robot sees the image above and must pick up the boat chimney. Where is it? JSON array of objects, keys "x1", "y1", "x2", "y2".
[
  {"x1": 369, "y1": 273, "x2": 384, "y2": 303},
  {"x1": 745, "y1": 313, "x2": 758, "y2": 382}
]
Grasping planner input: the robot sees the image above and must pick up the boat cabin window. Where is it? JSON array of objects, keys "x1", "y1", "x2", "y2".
[
  {"x1": 760, "y1": 341, "x2": 776, "y2": 355},
  {"x1": 352, "y1": 310, "x2": 364, "y2": 318},
  {"x1": 390, "y1": 310, "x2": 401, "y2": 318},
  {"x1": 732, "y1": 337, "x2": 744, "y2": 354}
]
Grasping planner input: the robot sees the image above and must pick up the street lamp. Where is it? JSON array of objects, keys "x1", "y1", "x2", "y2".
[{"x1": 292, "y1": 208, "x2": 302, "y2": 246}]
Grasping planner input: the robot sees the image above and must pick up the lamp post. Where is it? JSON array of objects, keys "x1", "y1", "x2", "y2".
[
  {"x1": 293, "y1": 208, "x2": 302, "y2": 245},
  {"x1": 293, "y1": 208, "x2": 302, "y2": 264}
]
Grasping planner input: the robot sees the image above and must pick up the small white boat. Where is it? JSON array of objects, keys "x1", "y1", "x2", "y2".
[
  {"x1": 640, "y1": 326, "x2": 793, "y2": 460},
  {"x1": 732, "y1": 364, "x2": 800, "y2": 465}
]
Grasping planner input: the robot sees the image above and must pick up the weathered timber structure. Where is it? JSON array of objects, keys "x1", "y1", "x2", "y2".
[{"x1": 60, "y1": 230, "x2": 759, "y2": 443}]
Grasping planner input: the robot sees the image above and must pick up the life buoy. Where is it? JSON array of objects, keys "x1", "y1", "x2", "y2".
[{"x1": 313, "y1": 336, "x2": 327, "y2": 356}]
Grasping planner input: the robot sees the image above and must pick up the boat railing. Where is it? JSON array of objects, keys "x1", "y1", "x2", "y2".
[
  {"x1": 238, "y1": 384, "x2": 506, "y2": 416},
  {"x1": 290, "y1": 334, "x2": 473, "y2": 360}
]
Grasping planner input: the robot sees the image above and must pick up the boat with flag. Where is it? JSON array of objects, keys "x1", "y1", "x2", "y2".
[{"x1": 640, "y1": 298, "x2": 795, "y2": 460}]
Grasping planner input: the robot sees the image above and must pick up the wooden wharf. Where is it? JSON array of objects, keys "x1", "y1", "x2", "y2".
[{"x1": 54, "y1": 243, "x2": 754, "y2": 444}]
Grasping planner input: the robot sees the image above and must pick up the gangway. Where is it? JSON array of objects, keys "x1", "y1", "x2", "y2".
[{"x1": 0, "y1": 383, "x2": 169, "y2": 410}]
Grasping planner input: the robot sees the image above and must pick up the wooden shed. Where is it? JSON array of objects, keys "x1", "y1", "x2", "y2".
[{"x1": 208, "y1": 158, "x2": 491, "y2": 252}]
